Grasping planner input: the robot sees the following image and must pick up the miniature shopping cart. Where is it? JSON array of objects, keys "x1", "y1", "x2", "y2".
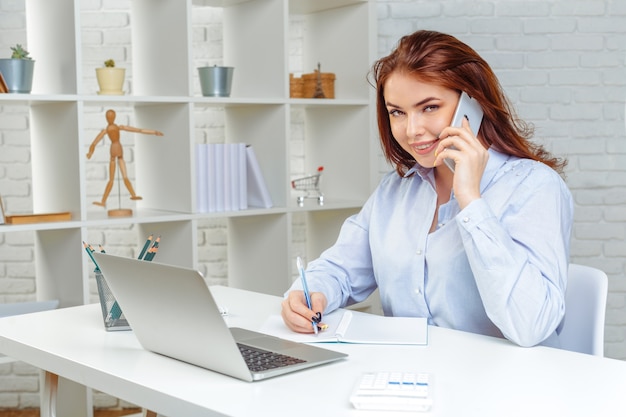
[{"x1": 291, "y1": 166, "x2": 324, "y2": 207}]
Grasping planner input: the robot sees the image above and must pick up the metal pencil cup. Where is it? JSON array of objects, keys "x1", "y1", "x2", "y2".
[{"x1": 95, "y1": 271, "x2": 131, "y2": 331}]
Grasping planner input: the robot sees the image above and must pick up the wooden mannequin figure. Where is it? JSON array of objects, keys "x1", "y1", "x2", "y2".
[{"x1": 86, "y1": 109, "x2": 163, "y2": 215}]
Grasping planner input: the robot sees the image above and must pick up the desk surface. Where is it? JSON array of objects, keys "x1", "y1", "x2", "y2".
[{"x1": 0, "y1": 286, "x2": 624, "y2": 416}]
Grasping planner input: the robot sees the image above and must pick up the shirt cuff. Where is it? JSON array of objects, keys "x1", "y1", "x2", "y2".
[{"x1": 455, "y1": 198, "x2": 495, "y2": 232}]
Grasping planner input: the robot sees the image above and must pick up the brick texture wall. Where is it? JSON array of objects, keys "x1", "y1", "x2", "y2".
[
  {"x1": 376, "y1": 0, "x2": 626, "y2": 359},
  {"x1": 0, "y1": 0, "x2": 624, "y2": 409}
]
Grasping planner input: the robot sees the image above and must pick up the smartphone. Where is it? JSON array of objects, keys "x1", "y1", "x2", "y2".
[{"x1": 443, "y1": 91, "x2": 484, "y2": 172}]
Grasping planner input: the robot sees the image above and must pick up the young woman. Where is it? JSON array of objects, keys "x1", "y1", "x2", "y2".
[{"x1": 281, "y1": 30, "x2": 573, "y2": 348}]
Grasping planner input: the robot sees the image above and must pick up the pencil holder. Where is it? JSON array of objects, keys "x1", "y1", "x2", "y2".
[{"x1": 95, "y1": 271, "x2": 131, "y2": 331}]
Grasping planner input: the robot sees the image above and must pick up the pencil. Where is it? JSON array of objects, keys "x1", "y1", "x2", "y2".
[
  {"x1": 144, "y1": 245, "x2": 159, "y2": 262},
  {"x1": 143, "y1": 236, "x2": 160, "y2": 261},
  {"x1": 138, "y1": 234, "x2": 153, "y2": 260},
  {"x1": 150, "y1": 235, "x2": 161, "y2": 250},
  {"x1": 82, "y1": 241, "x2": 100, "y2": 271}
]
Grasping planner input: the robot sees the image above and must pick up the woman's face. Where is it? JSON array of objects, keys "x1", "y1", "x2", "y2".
[{"x1": 384, "y1": 72, "x2": 460, "y2": 169}]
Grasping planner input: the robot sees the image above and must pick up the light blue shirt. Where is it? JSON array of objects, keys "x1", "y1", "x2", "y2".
[{"x1": 291, "y1": 149, "x2": 573, "y2": 347}]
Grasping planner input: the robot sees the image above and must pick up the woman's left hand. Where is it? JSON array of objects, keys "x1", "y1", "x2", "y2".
[{"x1": 434, "y1": 116, "x2": 489, "y2": 208}]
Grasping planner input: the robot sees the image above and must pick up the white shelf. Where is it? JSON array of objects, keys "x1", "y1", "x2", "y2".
[
  {"x1": 2, "y1": 1, "x2": 376, "y2": 412},
  {"x1": 3, "y1": 0, "x2": 376, "y2": 293}
]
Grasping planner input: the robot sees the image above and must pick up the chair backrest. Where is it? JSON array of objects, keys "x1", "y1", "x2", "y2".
[{"x1": 558, "y1": 264, "x2": 608, "y2": 356}]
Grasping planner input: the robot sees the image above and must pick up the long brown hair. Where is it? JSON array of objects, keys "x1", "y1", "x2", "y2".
[{"x1": 371, "y1": 30, "x2": 566, "y2": 176}]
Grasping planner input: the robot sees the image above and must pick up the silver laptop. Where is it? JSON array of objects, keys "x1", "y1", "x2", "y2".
[{"x1": 93, "y1": 253, "x2": 347, "y2": 382}]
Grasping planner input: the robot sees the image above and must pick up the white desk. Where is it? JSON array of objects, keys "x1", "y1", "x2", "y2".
[{"x1": 0, "y1": 286, "x2": 624, "y2": 416}]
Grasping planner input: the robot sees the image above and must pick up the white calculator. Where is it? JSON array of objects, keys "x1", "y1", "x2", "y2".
[{"x1": 349, "y1": 371, "x2": 432, "y2": 412}]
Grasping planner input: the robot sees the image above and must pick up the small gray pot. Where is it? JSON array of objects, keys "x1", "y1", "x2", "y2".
[
  {"x1": 0, "y1": 58, "x2": 35, "y2": 93},
  {"x1": 198, "y1": 66, "x2": 234, "y2": 97}
]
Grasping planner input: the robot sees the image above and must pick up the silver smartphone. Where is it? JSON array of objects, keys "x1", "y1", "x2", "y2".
[{"x1": 443, "y1": 91, "x2": 484, "y2": 172}]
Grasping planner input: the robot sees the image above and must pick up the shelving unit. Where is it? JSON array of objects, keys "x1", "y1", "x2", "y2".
[{"x1": 1, "y1": 0, "x2": 376, "y2": 414}]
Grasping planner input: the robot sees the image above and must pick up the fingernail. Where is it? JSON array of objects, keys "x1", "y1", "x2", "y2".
[
  {"x1": 312, "y1": 315, "x2": 321, "y2": 323},
  {"x1": 316, "y1": 312, "x2": 322, "y2": 321}
]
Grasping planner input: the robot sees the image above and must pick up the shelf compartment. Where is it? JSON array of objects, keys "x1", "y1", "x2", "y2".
[
  {"x1": 35, "y1": 228, "x2": 86, "y2": 307},
  {"x1": 304, "y1": 207, "x2": 359, "y2": 258},
  {"x1": 228, "y1": 213, "x2": 290, "y2": 296},
  {"x1": 31, "y1": 102, "x2": 81, "y2": 215},
  {"x1": 222, "y1": 0, "x2": 287, "y2": 98},
  {"x1": 26, "y1": 0, "x2": 79, "y2": 95},
  {"x1": 293, "y1": 0, "x2": 373, "y2": 101},
  {"x1": 132, "y1": 0, "x2": 191, "y2": 96},
  {"x1": 300, "y1": 105, "x2": 372, "y2": 204},
  {"x1": 134, "y1": 103, "x2": 194, "y2": 213},
  {"x1": 224, "y1": 104, "x2": 288, "y2": 207},
  {"x1": 133, "y1": 220, "x2": 197, "y2": 268}
]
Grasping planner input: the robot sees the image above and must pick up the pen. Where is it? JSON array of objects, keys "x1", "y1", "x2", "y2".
[{"x1": 297, "y1": 256, "x2": 318, "y2": 335}]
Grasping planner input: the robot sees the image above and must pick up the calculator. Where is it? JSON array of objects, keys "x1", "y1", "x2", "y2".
[{"x1": 349, "y1": 371, "x2": 433, "y2": 412}]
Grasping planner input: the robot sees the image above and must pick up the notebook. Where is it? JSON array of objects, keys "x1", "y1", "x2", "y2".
[
  {"x1": 93, "y1": 253, "x2": 347, "y2": 382},
  {"x1": 262, "y1": 310, "x2": 428, "y2": 345}
]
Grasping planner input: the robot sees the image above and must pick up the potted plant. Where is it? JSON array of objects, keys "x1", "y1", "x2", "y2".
[
  {"x1": 95, "y1": 59, "x2": 125, "y2": 95},
  {"x1": 0, "y1": 44, "x2": 35, "y2": 94}
]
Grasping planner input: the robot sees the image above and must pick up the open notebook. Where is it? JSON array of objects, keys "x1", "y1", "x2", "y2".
[{"x1": 262, "y1": 309, "x2": 428, "y2": 345}]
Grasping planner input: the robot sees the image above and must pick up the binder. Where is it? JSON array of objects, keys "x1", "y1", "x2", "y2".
[
  {"x1": 195, "y1": 144, "x2": 208, "y2": 213},
  {"x1": 246, "y1": 145, "x2": 273, "y2": 208},
  {"x1": 195, "y1": 143, "x2": 271, "y2": 212}
]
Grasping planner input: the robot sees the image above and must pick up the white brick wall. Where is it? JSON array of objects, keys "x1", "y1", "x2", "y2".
[
  {"x1": 376, "y1": 0, "x2": 626, "y2": 359},
  {"x1": 0, "y1": 0, "x2": 625, "y2": 409}
]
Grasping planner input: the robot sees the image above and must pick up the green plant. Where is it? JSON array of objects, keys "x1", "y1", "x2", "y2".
[
  {"x1": 104, "y1": 59, "x2": 115, "y2": 68},
  {"x1": 10, "y1": 44, "x2": 31, "y2": 60}
]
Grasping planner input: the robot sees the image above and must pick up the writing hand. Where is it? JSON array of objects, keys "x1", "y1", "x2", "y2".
[{"x1": 281, "y1": 290, "x2": 327, "y2": 334}]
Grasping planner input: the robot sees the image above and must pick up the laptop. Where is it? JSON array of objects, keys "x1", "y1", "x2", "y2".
[{"x1": 93, "y1": 253, "x2": 347, "y2": 382}]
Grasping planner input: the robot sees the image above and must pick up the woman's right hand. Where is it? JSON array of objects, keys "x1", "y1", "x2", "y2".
[{"x1": 281, "y1": 290, "x2": 328, "y2": 333}]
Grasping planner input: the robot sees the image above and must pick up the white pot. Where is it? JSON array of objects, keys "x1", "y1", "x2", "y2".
[{"x1": 96, "y1": 67, "x2": 125, "y2": 95}]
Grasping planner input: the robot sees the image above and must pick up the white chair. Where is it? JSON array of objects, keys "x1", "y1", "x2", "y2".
[{"x1": 558, "y1": 264, "x2": 608, "y2": 356}]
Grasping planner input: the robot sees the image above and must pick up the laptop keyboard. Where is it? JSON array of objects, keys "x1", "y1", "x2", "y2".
[{"x1": 237, "y1": 343, "x2": 306, "y2": 373}]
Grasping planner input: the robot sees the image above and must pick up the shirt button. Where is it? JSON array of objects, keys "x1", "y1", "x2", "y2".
[
  {"x1": 416, "y1": 249, "x2": 423, "y2": 255},
  {"x1": 415, "y1": 288, "x2": 422, "y2": 295},
  {"x1": 463, "y1": 217, "x2": 470, "y2": 223}
]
